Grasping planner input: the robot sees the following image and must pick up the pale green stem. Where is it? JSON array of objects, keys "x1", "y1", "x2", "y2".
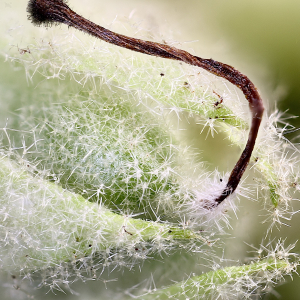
[
  {"x1": 138, "y1": 258, "x2": 289, "y2": 299},
  {"x1": 0, "y1": 155, "x2": 204, "y2": 271}
]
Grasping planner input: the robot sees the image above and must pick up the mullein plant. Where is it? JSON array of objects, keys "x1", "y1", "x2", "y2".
[{"x1": 0, "y1": 0, "x2": 299, "y2": 299}]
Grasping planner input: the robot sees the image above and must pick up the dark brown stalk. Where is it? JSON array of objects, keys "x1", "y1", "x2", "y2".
[{"x1": 27, "y1": 0, "x2": 264, "y2": 206}]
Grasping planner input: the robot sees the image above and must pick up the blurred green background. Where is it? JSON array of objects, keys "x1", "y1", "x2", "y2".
[{"x1": 158, "y1": 0, "x2": 300, "y2": 140}]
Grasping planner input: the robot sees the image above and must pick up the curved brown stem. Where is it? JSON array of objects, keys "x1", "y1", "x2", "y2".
[{"x1": 27, "y1": 0, "x2": 264, "y2": 206}]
